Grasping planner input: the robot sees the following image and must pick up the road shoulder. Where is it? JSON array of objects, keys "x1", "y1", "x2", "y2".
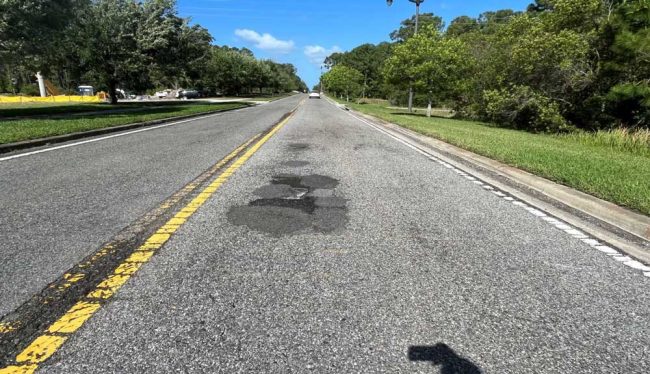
[{"x1": 330, "y1": 98, "x2": 650, "y2": 264}]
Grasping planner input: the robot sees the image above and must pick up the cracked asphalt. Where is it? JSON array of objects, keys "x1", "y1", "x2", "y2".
[{"x1": 3, "y1": 96, "x2": 649, "y2": 373}]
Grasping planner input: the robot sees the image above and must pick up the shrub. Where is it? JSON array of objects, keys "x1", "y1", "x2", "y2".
[
  {"x1": 356, "y1": 98, "x2": 390, "y2": 105},
  {"x1": 19, "y1": 84, "x2": 41, "y2": 97},
  {"x1": 560, "y1": 128, "x2": 650, "y2": 157},
  {"x1": 483, "y1": 86, "x2": 573, "y2": 133},
  {"x1": 606, "y1": 83, "x2": 650, "y2": 128}
]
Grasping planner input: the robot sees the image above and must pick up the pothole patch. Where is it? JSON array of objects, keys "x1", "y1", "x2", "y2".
[
  {"x1": 227, "y1": 174, "x2": 348, "y2": 236},
  {"x1": 282, "y1": 160, "x2": 310, "y2": 167},
  {"x1": 287, "y1": 143, "x2": 310, "y2": 151}
]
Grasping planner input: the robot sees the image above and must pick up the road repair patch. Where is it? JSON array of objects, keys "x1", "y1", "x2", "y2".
[{"x1": 227, "y1": 173, "x2": 348, "y2": 236}]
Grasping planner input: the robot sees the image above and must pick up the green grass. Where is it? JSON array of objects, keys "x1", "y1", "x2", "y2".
[
  {"x1": 0, "y1": 102, "x2": 247, "y2": 144},
  {"x1": 345, "y1": 102, "x2": 650, "y2": 216},
  {"x1": 0, "y1": 100, "x2": 233, "y2": 118},
  {"x1": 0, "y1": 102, "x2": 120, "y2": 117}
]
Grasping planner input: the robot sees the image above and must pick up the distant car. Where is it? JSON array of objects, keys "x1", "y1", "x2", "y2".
[
  {"x1": 177, "y1": 89, "x2": 200, "y2": 99},
  {"x1": 155, "y1": 89, "x2": 171, "y2": 98},
  {"x1": 309, "y1": 92, "x2": 321, "y2": 99},
  {"x1": 115, "y1": 89, "x2": 135, "y2": 100}
]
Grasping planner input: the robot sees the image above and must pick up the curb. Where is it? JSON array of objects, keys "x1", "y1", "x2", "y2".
[
  {"x1": 0, "y1": 104, "x2": 252, "y2": 155},
  {"x1": 336, "y1": 100, "x2": 650, "y2": 263}
]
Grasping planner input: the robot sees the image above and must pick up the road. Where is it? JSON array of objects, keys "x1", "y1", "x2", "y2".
[
  {"x1": 0, "y1": 95, "x2": 302, "y2": 317},
  {"x1": 1, "y1": 95, "x2": 649, "y2": 373}
]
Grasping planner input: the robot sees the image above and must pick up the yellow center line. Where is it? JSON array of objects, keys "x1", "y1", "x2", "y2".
[
  {"x1": 0, "y1": 103, "x2": 302, "y2": 374},
  {"x1": 0, "y1": 322, "x2": 20, "y2": 335}
]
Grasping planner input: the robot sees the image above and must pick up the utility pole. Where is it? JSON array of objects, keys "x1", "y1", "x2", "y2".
[{"x1": 387, "y1": 0, "x2": 423, "y2": 113}]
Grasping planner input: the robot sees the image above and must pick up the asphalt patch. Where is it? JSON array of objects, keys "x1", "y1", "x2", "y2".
[
  {"x1": 282, "y1": 160, "x2": 310, "y2": 167},
  {"x1": 301, "y1": 175, "x2": 339, "y2": 189},
  {"x1": 287, "y1": 143, "x2": 310, "y2": 151},
  {"x1": 227, "y1": 174, "x2": 348, "y2": 236}
]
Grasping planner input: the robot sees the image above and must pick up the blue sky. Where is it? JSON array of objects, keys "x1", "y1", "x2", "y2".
[{"x1": 177, "y1": 0, "x2": 531, "y2": 88}]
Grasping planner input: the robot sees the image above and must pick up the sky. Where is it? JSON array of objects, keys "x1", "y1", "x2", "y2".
[{"x1": 177, "y1": 0, "x2": 532, "y2": 89}]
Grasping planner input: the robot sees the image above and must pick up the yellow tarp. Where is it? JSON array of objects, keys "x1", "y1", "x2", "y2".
[{"x1": 0, "y1": 95, "x2": 102, "y2": 103}]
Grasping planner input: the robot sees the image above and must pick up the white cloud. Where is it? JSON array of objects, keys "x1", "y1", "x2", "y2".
[
  {"x1": 304, "y1": 45, "x2": 342, "y2": 65},
  {"x1": 234, "y1": 29, "x2": 295, "y2": 54}
]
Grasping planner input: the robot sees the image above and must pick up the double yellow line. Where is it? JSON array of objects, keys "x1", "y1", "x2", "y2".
[{"x1": 0, "y1": 104, "x2": 301, "y2": 374}]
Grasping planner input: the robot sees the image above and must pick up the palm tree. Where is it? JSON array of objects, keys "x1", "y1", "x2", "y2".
[{"x1": 387, "y1": 0, "x2": 424, "y2": 34}]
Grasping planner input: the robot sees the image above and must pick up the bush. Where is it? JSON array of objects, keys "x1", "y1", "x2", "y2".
[
  {"x1": 483, "y1": 86, "x2": 573, "y2": 133},
  {"x1": 560, "y1": 128, "x2": 650, "y2": 157},
  {"x1": 356, "y1": 98, "x2": 390, "y2": 105},
  {"x1": 19, "y1": 84, "x2": 41, "y2": 97},
  {"x1": 606, "y1": 83, "x2": 650, "y2": 128}
]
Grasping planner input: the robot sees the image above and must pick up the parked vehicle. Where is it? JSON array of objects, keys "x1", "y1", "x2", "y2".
[
  {"x1": 78, "y1": 85, "x2": 94, "y2": 96},
  {"x1": 115, "y1": 89, "x2": 135, "y2": 100},
  {"x1": 177, "y1": 89, "x2": 200, "y2": 99},
  {"x1": 155, "y1": 89, "x2": 171, "y2": 98}
]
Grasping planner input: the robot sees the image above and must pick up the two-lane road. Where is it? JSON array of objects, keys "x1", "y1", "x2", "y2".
[
  {"x1": 0, "y1": 95, "x2": 303, "y2": 317},
  {"x1": 1, "y1": 96, "x2": 649, "y2": 373}
]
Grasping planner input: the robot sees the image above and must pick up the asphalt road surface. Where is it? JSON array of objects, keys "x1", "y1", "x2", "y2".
[
  {"x1": 0, "y1": 95, "x2": 303, "y2": 317},
  {"x1": 1, "y1": 95, "x2": 649, "y2": 373}
]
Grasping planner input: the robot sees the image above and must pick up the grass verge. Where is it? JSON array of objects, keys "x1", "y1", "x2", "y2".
[
  {"x1": 0, "y1": 102, "x2": 123, "y2": 117},
  {"x1": 344, "y1": 101, "x2": 650, "y2": 216},
  {"x1": 0, "y1": 102, "x2": 247, "y2": 144}
]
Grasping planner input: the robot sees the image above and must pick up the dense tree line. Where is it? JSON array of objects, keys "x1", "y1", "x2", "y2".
[
  {"x1": 0, "y1": 0, "x2": 306, "y2": 103},
  {"x1": 324, "y1": 43, "x2": 393, "y2": 99},
  {"x1": 323, "y1": 0, "x2": 649, "y2": 131}
]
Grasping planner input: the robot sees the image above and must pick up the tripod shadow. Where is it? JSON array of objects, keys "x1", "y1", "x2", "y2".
[{"x1": 408, "y1": 343, "x2": 482, "y2": 374}]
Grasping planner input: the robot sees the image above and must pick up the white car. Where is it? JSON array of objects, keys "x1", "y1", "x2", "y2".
[
  {"x1": 309, "y1": 92, "x2": 321, "y2": 99},
  {"x1": 155, "y1": 89, "x2": 171, "y2": 98}
]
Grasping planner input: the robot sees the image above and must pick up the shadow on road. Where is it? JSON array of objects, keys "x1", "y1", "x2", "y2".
[{"x1": 408, "y1": 343, "x2": 482, "y2": 373}]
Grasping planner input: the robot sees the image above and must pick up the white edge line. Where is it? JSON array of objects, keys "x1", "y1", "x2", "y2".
[{"x1": 332, "y1": 99, "x2": 650, "y2": 277}]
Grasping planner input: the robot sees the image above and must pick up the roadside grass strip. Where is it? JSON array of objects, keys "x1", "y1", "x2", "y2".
[
  {"x1": 0, "y1": 102, "x2": 247, "y2": 145},
  {"x1": 0, "y1": 104, "x2": 301, "y2": 374},
  {"x1": 335, "y1": 102, "x2": 650, "y2": 280}
]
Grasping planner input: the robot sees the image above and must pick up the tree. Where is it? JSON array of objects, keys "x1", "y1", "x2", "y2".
[
  {"x1": 0, "y1": 0, "x2": 87, "y2": 68},
  {"x1": 390, "y1": 13, "x2": 444, "y2": 42},
  {"x1": 527, "y1": 0, "x2": 553, "y2": 13},
  {"x1": 322, "y1": 65, "x2": 364, "y2": 101},
  {"x1": 600, "y1": 0, "x2": 650, "y2": 127},
  {"x1": 203, "y1": 48, "x2": 305, "y2": 96},
  {"x1": 0, "y1": 0, "x2": 89, "y2": 92},
  {"x1": 75, "y1": 0, "x2": 214, "y2": 104},
  {"x1": 205, "y1": 47, "x2": 252, "y2": 96},
  {"x1": 148, "y1": 20, "x2": 213, "y2": 90},
  {"x1": 508, "y1": 15, "x2": 594, "y2": 100},
  {"x1": 383, "y1": 27, "x2": 473, "y2": 116},
  {"x1": 446, "y1": 16, "x2": 479, "y2": 37},
  {"x1": 323, "y1": 43, "x2": 393, "y2": 98},
  {"x1": 78, "y1": 0, "x2": 141, "y2": 103},
  {"x1": 0, "y1": 0, "x2": 307, "y2": 100},
  {"x1": 335, "y1": 0, "x2": 645, "y2": 131},
  {"x1": 77, "y1": 0, "x2": 191, "y2": 104},
  {"x1": 477, "y1": 9, "x2": 521, "y2": 33},
  {"x1": 324, "y1": 52, "x2": 345, "y2": 69}
]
